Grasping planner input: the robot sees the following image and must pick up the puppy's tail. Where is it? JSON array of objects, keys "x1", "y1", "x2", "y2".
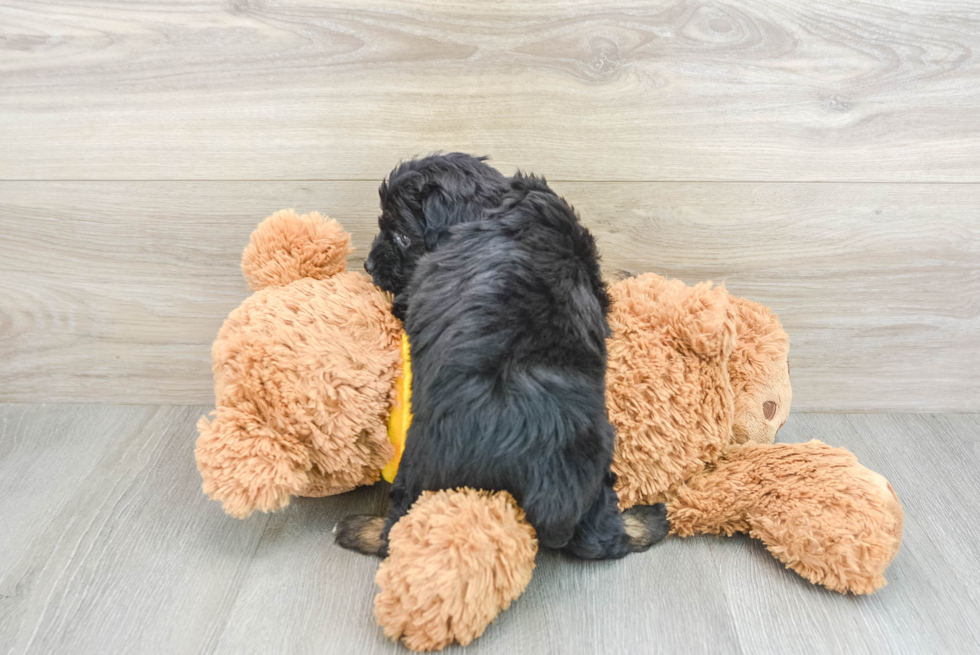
[{"x1": 335, "y1": 515, "x2": 387, "y2": 557}]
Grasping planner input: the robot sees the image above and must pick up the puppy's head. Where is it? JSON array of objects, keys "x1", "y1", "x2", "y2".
[{"x1": 365, "y1": 153, "x2": 509, "y2": 296}]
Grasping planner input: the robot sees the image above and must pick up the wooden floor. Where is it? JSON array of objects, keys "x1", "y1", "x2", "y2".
[{"x1": 0, "y1": 405, "x2": 977, "y2": 654}]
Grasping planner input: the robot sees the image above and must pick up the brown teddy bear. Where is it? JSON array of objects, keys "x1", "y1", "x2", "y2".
[
  {"x1": 195, "y1": 210, "x2": 402, "y2": 517},
  {"x1": 606, "y1": 274, "x2": 901, "y2": 597},
  {"x1": 196, "y1": 210, "x2": 903, "y2": 652}
]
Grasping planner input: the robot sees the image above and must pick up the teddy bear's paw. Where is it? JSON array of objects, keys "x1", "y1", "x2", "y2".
[
  {"x1": 374, "y1": 488, "x2": 537, "y2": 651},
  {"x1": 623, "y1": 503, "x2": 670, "y2": 552},
  {"x1": 195, "y1": 410, "x2": 312, "y2": 518}
]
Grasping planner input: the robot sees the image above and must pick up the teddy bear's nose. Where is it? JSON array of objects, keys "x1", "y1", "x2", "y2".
[
  {"x1": 364, "y1": 258, "x2": 375, "y2": 273},
  {"x1": 763, "y1": 401, "x2": 777, "y2": 421}
]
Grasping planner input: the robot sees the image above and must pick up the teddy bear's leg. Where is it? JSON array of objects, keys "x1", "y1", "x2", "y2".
[
  {"x1": 668, "y1": 441, "x2": 903, "y2": 594},
  {"x1": 195, "y1": 406, "x2": 312, "y2": 519},
  {"x1": 666, "y1": 453, "x2": 754, "y2": 538},
  {"x1": 374, "y1": 488, "x2": 538, "y2": 652}
]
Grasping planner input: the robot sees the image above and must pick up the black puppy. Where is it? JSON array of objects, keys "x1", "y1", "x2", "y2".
[{"x1": 339, "y1": 157, "x2": 668, "y2": 558}]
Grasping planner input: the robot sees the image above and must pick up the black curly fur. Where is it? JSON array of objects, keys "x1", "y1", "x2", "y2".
[
  {"x1": 364, "y1": 152, "x2": 511, "y2": 318},
  {"x1": 339, "y1": 154, "x2": 668, "y2": 559}
]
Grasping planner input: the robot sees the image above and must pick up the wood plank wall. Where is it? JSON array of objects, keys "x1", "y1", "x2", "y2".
[{"x1": 1, "y1": 1, "x2": 978, "y2": 410}]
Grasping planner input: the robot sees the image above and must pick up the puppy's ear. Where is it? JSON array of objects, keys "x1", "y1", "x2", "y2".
[
  {"x1": 391, "y1": 292, "x2": 409, "y2": 322},
  {"x1": 421, "y1": 191, "x2": 477, "y2": 250}
]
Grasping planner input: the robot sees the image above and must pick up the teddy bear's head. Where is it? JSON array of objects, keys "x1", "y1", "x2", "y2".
[
  {"x1": 727, "y1": 296, "x2": 792, "y2": 445},
  {"x1": 197, "y1": 210, "x2": 403, "y2": 518}
]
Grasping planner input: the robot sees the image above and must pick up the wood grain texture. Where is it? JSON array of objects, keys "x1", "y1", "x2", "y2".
[
  {"x1": 1, "y1": 405, "x2": 978, "y2": 654},
  {"x1": 1, "y1": 0, "x2": 979, "y2": 181},
  {"x1": 0, "y1": 404, "x2": 270, "y2": 655},
  {"x1": 2, "y1": 181, "x2": 978, "y2": 411}
]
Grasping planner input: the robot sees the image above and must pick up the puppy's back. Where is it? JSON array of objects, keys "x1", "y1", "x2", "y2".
[
  {"x1": 409, "y1": 185, "x2": 608, "y2": 368},
  {"x1": 402, "y1": 186, "x2": 611, "y2": 481}
]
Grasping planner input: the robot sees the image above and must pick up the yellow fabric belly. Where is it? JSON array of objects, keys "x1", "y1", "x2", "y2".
[{"x1": 382, "y1": 333, "x2": 412, "y2": 482}]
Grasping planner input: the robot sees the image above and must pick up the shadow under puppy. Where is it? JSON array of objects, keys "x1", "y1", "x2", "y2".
[{"x1": 339, "y1": 153, "x2": 668, "y2": 559}]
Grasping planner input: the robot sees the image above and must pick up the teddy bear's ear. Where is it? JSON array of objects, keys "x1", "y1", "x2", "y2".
[
  {"x1": 241, "y1": 209, "x2": 354, "y2": 290},
  {"x1": 606, "y1": 274, "x2": 738, "y2": 361},
  {"x1": 675, "y1": 282, "x2": 739, "y2": 358}
]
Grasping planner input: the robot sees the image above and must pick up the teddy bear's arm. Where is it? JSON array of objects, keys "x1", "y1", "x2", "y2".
[
  {"x1": 667, "y1": 440, "x2": 903, "y2": 594},
  {"x1": 196, "y1": 407, "x2": 313, "y2": 518}
]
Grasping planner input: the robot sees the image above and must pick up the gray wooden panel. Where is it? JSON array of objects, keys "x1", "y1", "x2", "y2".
[
  {"x1": 209, "y1": 489, "x2": 405, "y2": 655},
  {"x1": 1, "y1": 1, "x2": 979, "y2": 181},
  {"x1": 2, "y1": 181, "x2": 978, "y2": 411},
  {"x1": 2, "y1": 405, "x2": 979, "y2": 654},
  {"x1": 581, "y1": 182, "x2": 980, "y2": 413},
  {"x1": 0, "y1": 404, "x2": 270, "y2": 655}
]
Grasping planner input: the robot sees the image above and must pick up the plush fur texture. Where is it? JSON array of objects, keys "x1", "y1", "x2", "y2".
[
  {"x1": 607, "y1": 274, "x2": 795, "y2": 508},
  {"x1": 374, "y1": 488, "x2": 537, "y2": 651},
  {"x1": 196, "y1": 210, "x2": 402, "y2": 517},
  {"x1": 606, "y1": 274, "x2": 739, "y2": 509},
  {"x1": 241, "y1": 209, "x2": 352, "y2": 290},
  {"x1": 668, "y1": 440, "x2": 904, "y2": 594},
  {"x1": 346, "y1": 175, "x2": 669, "y2": 559},
  {"x1": 728, "y1": 296, "x2": 793, "y2": 445}
]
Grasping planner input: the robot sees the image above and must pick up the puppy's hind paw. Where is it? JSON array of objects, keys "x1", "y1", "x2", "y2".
[
  {"x1": 335, "y1": 515, "x2": 386, "y2": 557},
  {"x1": 623, "y1": 503, "x2": 670, "y2": 552}
]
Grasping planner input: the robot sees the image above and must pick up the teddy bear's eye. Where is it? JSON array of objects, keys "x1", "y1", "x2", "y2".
[{"x1": 394, "y1": 233, "x2": 411, "y2": 249}]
